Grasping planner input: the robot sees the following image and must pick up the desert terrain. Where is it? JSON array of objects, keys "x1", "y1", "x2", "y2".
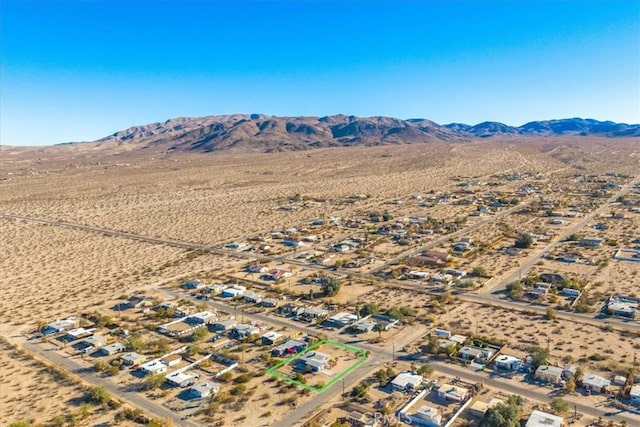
[{"x1": 1, "y1": 137, "x2": 639, "y2": 426}]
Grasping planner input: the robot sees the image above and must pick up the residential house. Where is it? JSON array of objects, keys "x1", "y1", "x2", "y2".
[
  {"x1": 581, "y1": 373, "x2": 611, "y2": 393},
  {"x1": 124, "y1": 296, "x2": 147, "y2": 309},
  {"x1": 244, "y1": 292, "x2": 263, "y2": 304},
  {"x1": 43, "y1": 318, "x2": 77, "y2": 335},
  {"x1": 78, "y1": 335, "x2": 106, "y2": 349},
  {"x1": 579, "y1": 237, "x2": 603, "y2": 247},
  {"x1": 629, "y1": 384, "x2": 640, "y2": 407},
  {"x1": 230, "y1": 324, "x2": 259, "y2": 339},
  {"x1": 436, "y1": 384, "x2": 470, "y2": 402},
  {"x1": 161, "y1": 354, "x2": 182, "y2": 367},
  {"x1": 347, "y1": 411, "x2": 380, "y2": 427},
  {"x1": 247, "y1": 264, "x2": 269, "y2": 273},
  {"x1": 186, "y1": 311, "x2": 216, "y2": 325},
  {"x1": 64, "y1": 327, "x2": 95, "y2": 342},
  {"x1": 140, "y1": 359, "x2": 168, "y2": 375},
  {"x1": 262, "y1": 298, "x2": 278, "y2": 308},
  {"x1": 209, "y1": 318, "x2": 237, "y2": 332},
  {"x1": 353, "y1": 321, "x2": 377, "y2": 334},
  {"x1": 261, "y1": 269, "x2": 292, "y2": 281},
  {"x1": 410, "y1": 251, "x2": 449, "y2": 267},
  {"x1": 371, "y1": 313, "x2": 399, "y2": 331},
  {"x1": 325, "y1": 312, "x2": 358, "y2": 328},
  {"x1": 525, "y1": 410, "x2": 563, "y2": 427},
  {"x1": 295, "y1": 351, "x2": 330, "y2": 373},
  {"x1": 458, "y1": 345, "x2": 494, "y2": 361},
  {"x1": 221, "y1": 285, "x2": 246, "y2": 298},
  {"x1": 495, "y1": 355, "x2": 522, "y2": 371},
  {"x1": 121, "y1": 352, "x2": 146, "y2": 366},
  {"x1": 606, "y1": 295, "x2": 638, "y2": 318},
  {"x1": 165, "y1": 371, "x2": 195, "y2": 388},
  {"x1": 225, "y1": 241, "x2": 247, "y2": 250},
  {"x1": 390, "y1": 372, "x2": 423, "y2": 391},
  {"x1": 412, "y1": 406, "x2": 442, "y2": 427},
  {"x1": 301, "y1": 307, "x2": 329, "y2": 322},
  {"x1": 534, "y1": 365, "x2": 564, "y2": 384},
  {"x1": 99, "y1": 342, "x2": 126, "y2": 356},
  {"x1": 271, "y1": 339, "x2": 308, "y2": 357},
  {"x1": 182, "y1": 279, "x2": 205, "y2": 290},
  {"x1": 189, "y1": 381, "x2": 220, "y2": 399},
  {"x1": 468, "y1": 398, "x2": 504, "y2": 418},
  {"x1": 261, "y1": 331, "x2": 284, "y2": 346}
]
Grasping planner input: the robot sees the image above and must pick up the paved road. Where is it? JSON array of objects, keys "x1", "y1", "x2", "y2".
[
  {"x1": 422, "y1": 359, "x2": 640, "y2": 426},
  {"x1": 21, "y1": 340, "x2": 199, "y2": 427},
  {"x1": 480, "y1": 174, "x2": 640, "y2": 295},
  {"x1": 170, "y1": 290, "x2": 640, "y2": 426}
]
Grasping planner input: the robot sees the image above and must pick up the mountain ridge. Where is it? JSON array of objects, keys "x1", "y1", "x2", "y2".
[{"x1": 65, "y1": 115, "x2": 640, "y2": 153}]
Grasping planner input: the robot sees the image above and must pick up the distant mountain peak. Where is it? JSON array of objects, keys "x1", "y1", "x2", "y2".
[{"x1": 81, "y1": 115, "x2": 639, "y2": 153}]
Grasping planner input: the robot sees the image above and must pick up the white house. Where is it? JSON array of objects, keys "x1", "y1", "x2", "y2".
[
  {"x1": 495, "y1": 355, "x2": 522, "y2": 370},
  {"x1": 390, "y1": 372, "x2": 423, "y2": 391},
  {"x1": 189, "y1": 381, "x2": 220, "y2": 399},
  {"x1": 525, "y1": 410, "x2": 563, "y2": 427},
  {"x1": 165, "y1": 371, "x2": 195, "y2": 388},
  {"x1": 412, "y1": 405, "x2": 442, "y2": 427},
  {"x1": 140, "y1": 359, "x2": 168, "y2": 375}
]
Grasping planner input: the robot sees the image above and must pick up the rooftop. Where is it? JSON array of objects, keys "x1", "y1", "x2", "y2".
[{"x1": 525, "y1": 410, "x2": 563, "y2": 427}]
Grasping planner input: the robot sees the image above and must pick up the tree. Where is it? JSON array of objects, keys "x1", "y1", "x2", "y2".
[
  {"x1": 549, "y1": 397, "x2": 569, "y2": 414},
  {"x1": 375, "y1": 369, "x2": 389, "y2": 386},
  {"x1": 386, "y1": 307, "x2": 405, "y2": 321},
  {"x1": 472, "y1": 266, "x2": 490, "y2": 278},
  {"x1": 515, "y1": 233, "x2": 534, "y2": 249},
  {"x1": 480, "y1": 395, "x2": 523, "y2": 427},
  {"x1": 127, "y1": 335, "x2": 146, "y2": 352},
  {"x1": 565, "y1": 376, "x2": 576, "y2": 393},
  {"x1": 191, "y1": 327, "x2": 208, "y2": 342},
  {"x1": 322, "y1": 277, "x2": 341, "y2": 297},
  {"x1": 506, "y1": 281, "x2": 523, "y2": 299},
  {"x1": 359, "y1": 303, "x2": 379, "y2": 317},
  {"x1": 529, "y1": 346, "x2": 550, "y2": 369},
  {"x1": 144, "y1": 373, "x2": 165, "y2": 390},
  {"x1": 85, "y1": 386, "x2": 111, "y2": 405},
  {"x1": 544, "y1": 307, "x2": 556, "y2": 320},
  {"x1": 417, "y1": 364, "x2": 434, "y2": 378}
]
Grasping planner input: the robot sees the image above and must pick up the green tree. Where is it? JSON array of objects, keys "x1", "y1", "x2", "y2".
[
  {"x1": 127, "y1": 335, "x2": 146, "y2": 352},
  {"x1": 85, "y1": 386, "x2": 111, "y2": 405},
  {"x1": 322, "y1": 277, "x2": 341, "y2": 297},
  {"x1": 506, "y1": 281, "x2": 524, "y2": 299},
  {"x1": 417, "y1": 364, "x2": 434, "y2": 378},
  {"x1": 144, "y1": 373, "x2": 165, "y2": 390},
  {"x1": 359, "y1": 303, "x2": 379, "y2": 317},
  {"x1": 480, "y1": 395, "x2": 523, "y2": 427},
  {"x1": 515, "y1": 233, "x2": 534, "y2": 249},
  {"x1": 529, "y1": 346, "x2": 550, "y2": 369},
  {"x1": 472, "y1": 266, "x2": 490, "y2": 278},
  {"x1": 386, "y1": 307, "x2": 405, "y2": 321},
  {"x1": 191, "y1": 327, "x2": 208, "y2": 342},
  {"x1": 549, "y1": 397, "x2": 569, "y2": 414}
]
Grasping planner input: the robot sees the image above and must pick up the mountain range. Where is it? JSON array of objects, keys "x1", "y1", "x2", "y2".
[{"x1": 82, "y1": 115, "x2": 640, "y2": 153}]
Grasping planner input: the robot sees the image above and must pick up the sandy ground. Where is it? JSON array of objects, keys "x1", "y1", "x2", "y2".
[{"x1": 1, "y1": 138, "x2": 639, "y2": 425}]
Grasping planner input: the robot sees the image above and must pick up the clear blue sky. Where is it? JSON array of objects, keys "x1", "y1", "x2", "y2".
[{"x1": 1, "y1": 0, "x2": 638, "y2": 146}]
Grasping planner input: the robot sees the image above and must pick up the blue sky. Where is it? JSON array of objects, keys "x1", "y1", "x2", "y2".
[{"x1": 1, "y1": 0, "x2": 638, "y2": 146}]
